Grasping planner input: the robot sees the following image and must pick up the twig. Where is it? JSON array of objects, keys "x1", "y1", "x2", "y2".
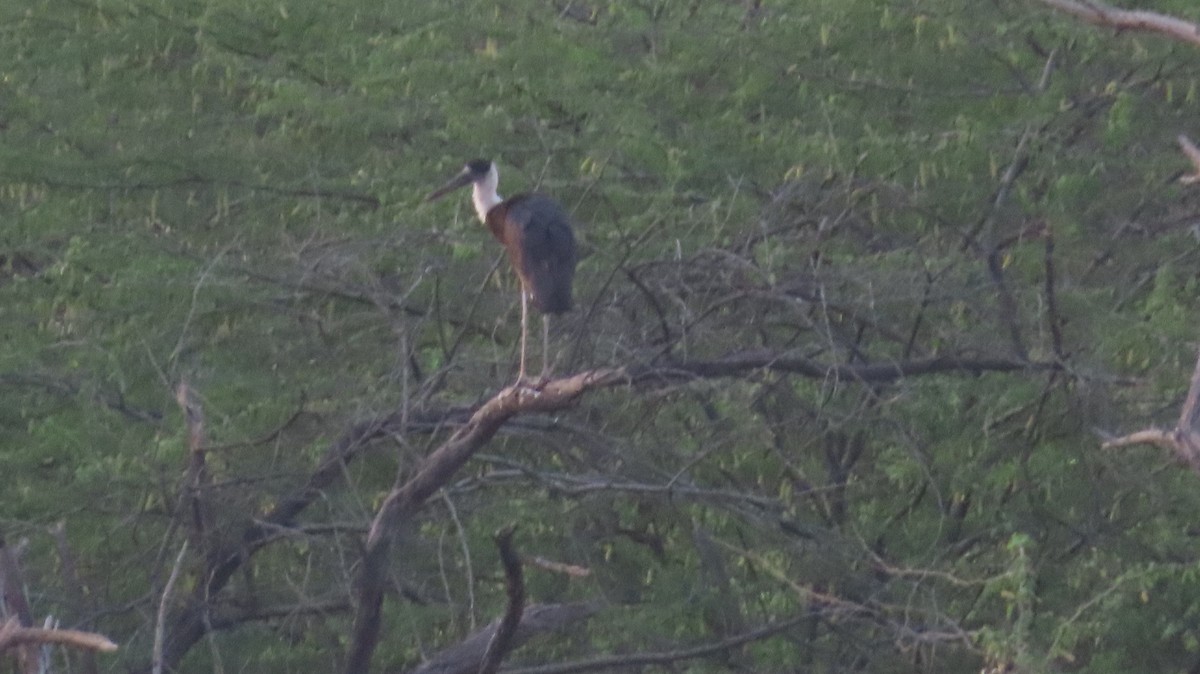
[
  {"x1": 1042, "y1": 223, "x2": 1065, "y2": 360},
  {"x1": 0, "y1": 537, "x2": 33, "y2": 628},
  {"x1": 176, "y1": 381, "x2": 212, "y2": 558},
  {"x1": 503, "y1": 615, "x2": 808, "y2": 674},
  {"x1": 153, "y1": 541, "x2": 189, "y2": 674},
  {"x1": 49, "y1": 522, "x2": 98, "y2": 674},
  {"x1": 0, "y1": 536, "x2": 36, "y2": 673},
  {"x1": 527, "y1": 557, "x2": 590, "y2": 578},
  {"x1": 440, "y1": 490, "x2": 477, "y2": 630},
  {"x1": 1178, "y1": 134, "x2": 1200, "y2": 184}
]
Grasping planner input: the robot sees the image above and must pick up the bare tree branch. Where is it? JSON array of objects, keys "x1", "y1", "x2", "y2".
[
  {"x1": 641, "y1": 352, "x2": 1054, "y2": 383},
  {"x1": 175, "y1": 381, "x2": 212, "y2": 559},
  {"x1": 1179, "y1": 135, "x2": 1200, "y2": 184},
  {"x1": 1042, "y1": 223, "x2": 1066, "y2": 360},
  {"x1": 408, "y1": 603, "x2": 600, "y2": 674},
  {"x1": 0, "y1": 536, "x2": 36, "y2": 674},
  {"x1": 502, "y1": 614, "x2": 808, "y2": 674},
  {"x1": 0, "y1": 372, "x2": 163, "y2": 425},
  {"x1": 346, "y1": 370, "x2": 623, "y2": 674},
  {"x1": 1033, "y1": 0, "x2": 1200, "y2": 48},
  {"x1": 0, "y1": 618, "x2": 117, "y2": 654},
  {"x1": 477, "y1": 525, "x2": 524, "y2": 674},
  {"x1": 1103, "y1": 346, "x2": 1200, "y2": 473},
  {"x1": 0, "y1": 538, "x2": 33, "y2": 628},
  {"x1": 149, "y1": 347, "x2": 1045, "y2": 673},
  {"x1": 526, "y1": 557, "x2": 590, "y2": 578},
  {"x1": 0, "y1": 543, "x2": 118, "y2": 662},
  {"x1": 153, "y1": 541, "x2": 189, "y2": 674},
  {"x1": 49, "y1": 522, "x2": 98, "y2": 674}
]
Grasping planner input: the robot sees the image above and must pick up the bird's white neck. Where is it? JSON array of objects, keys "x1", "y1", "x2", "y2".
[{"x1": 472, "y1": 164, "x2": 502, "y2": 223}]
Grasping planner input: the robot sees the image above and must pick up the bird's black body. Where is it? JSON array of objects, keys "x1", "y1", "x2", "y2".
[
  {"x1": 485, "y1": 193, "x2": 576, "y2": 314},
  {"x1": 426, "y1": 158, "x2": 578, "y2": 383}
]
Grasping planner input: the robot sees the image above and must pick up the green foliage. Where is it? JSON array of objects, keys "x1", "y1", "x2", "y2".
[{"x1": 4, "y1": 0, "x2": 1200, "y2": 672}]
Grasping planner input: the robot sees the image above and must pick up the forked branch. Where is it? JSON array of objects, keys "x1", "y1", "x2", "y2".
[
  {"x1": 409, "y1": 603, "x2": 600, "y2": 674},
  {"x1": 346, "y1": 370, "x2": 622, "y2": 674},
  {"x1": 477, "y1": 525, "x2": 525, "y2": 674},
  {"x1": 150, "y1": 350, "x2": 1041, "y2": 674},
  {"x1": 1103, "y1": 347, "x2": 1200, "y2": 473}
]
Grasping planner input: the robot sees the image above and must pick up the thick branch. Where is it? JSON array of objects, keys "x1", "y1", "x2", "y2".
[
  {"x1": 0, "y1": 538, "x2": 33, "y2": 627},
  {"x1": 1178, "y1": 135, "x2": 1200, "y2": 184},
  {"x1": 346, "y1": 371, "x2": 621, "y2": 674},
  {"x1": 408, "y1": 603, "x2": 600, "y2": 674},
  {"x1": 1034, "y1": 0, "x2": 1200, "y2": 48},
  {"x1": 477, "y1": 525, "x2": 525, "y2": 674},
  {"x1": 144, "y1": 413, "x2": 401, "y2": 672},
  {"x1": 1101, "y1": 428, "x2": 1177, "y2": 451},
  {"x1": 175, "y1": 381, "x2": 212, "y2": 559},
  {"x1": 0, "y1": 619, "x2": 117, "y2": 654}
]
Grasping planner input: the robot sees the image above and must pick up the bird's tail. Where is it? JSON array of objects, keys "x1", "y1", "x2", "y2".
[{"x1": 530, "y1": 262, "x2": 574, "y2": 314}]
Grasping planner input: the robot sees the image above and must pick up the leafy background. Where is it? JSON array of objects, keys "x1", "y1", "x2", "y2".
[{"x1": 3, "y1": 0, "x2": 1200, "y2": 672}]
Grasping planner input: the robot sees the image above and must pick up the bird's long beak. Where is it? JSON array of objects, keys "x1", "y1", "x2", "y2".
[{"x1": 425, "y1": 169, "x2": 476, "y2": 202}]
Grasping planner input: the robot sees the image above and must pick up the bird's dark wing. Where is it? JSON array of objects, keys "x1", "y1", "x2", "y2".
[{"x1": 503, "y1": 193, "x2": 578, "y2": 314}]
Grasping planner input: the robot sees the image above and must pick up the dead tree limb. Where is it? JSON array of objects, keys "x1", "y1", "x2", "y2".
[
  {"x1": 408, "y1": 603, "x2": 600, "y2": 674},
  {"x1": 1034, "y1": 0, "x2": 1200, "y2": 48},
  {"x1": 345, "y1": 370, "x2": 623, "y2": 674},
  {"x1": 153, "y1": 542, "x2": 189, "y2": 674},
  {"x1": 148, "y1": 348, "x2": 1043, "y2": 673},
  {"x1": 477, "y1": 525, "x2": 525, "y2": 674},
  {"x1": 0, "y1": 537, "x2": 33, "y2": 628},
  {"x1": 49, "y1": 522, "x2": 98, "y2": 674},
  {"x1": 526, "y1": 557, "x2": 590, "y2": 578},
  {"x1": 1178, "y1": 135, "x2": 1200, "y2": 185},
  {"x1": 0, "y1": 536, "x2": 36, "y2": 674},
  {"x1": 0, "y1": 618, "x2": 117, "y2": 654},
  {"x1": 1103, "y1": 347, "x2": 1200, "y2": 473},
  {"x1": 0, "y1": 544, "x2": 118, "y2": 665},
  {"x1": 143, "y1": 413, "x2": 403, "y2": 673},
  {"x1": 175, "y1": 381, "x2": 212, "y2": 560}
]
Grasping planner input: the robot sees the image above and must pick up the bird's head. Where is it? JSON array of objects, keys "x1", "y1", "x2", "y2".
[{"x1": 426, "y1": 159, "x2": 495, "y2": 202}]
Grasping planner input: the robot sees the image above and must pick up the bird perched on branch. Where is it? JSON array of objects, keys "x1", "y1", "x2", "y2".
[{"x1": 427, "y1": 159, "x2": 578, "y2": 385}]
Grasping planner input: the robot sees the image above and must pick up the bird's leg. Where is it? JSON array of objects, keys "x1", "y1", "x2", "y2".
[
  {"x1": 518, "y1": 290, "x2": 529, "y2": 385},
  {"x1": 538, "y1": 314, "x2": 551, "y2": 384}
]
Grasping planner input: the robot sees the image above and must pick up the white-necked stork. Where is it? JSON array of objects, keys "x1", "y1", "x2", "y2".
[{"x1": 427, "y1": 159, "x2": 578, "y2": 384}]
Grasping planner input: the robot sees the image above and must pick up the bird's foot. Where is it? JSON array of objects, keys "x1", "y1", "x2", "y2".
[{"x1": 513, "y1": 371, "x2": 552, "y2": 392}]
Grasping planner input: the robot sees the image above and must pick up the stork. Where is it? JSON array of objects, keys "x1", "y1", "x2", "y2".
[{"x1": 426, "y1": 159, "x2": 578, "y2": 385}]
